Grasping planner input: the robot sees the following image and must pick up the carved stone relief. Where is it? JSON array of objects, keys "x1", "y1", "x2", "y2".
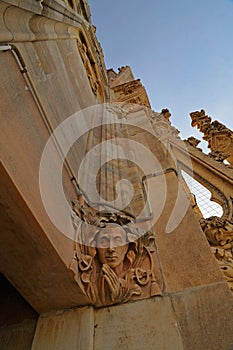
[
  {"x1": 77, "y1": 38, "x2": 98, "y2": 95},
  {"x1": 77, "y1": 34, "x2": 103, "y2": 99},
  {"x1": 126, "y1": 95, "x2": 149, "y2": 107},
  {"x1": 105, "y1": 104, "x2": 127, "y2": 120},
  {"x1": 115, "y1": 80, "x2": 142, "y2": 96},
  {"x1": 70, "y1": 195, "x2": 163, "y2": 307},
  {"x1": 110, "y1": 76, "x2": 151, "y2": 108},
  {"x1": 150, "y1": 109, "x2": 180, "y2": 140},
  {"x1": 200, "y1": 216, "x2": 233, "y2": 292}
]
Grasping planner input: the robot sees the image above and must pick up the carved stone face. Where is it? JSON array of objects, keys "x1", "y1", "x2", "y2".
[{"x1": 96, "y1": 225, "x2": 128, "y2": 270}]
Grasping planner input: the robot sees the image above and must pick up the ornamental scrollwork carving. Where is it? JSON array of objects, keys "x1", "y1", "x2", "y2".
[
  {"x1": 70, "y1": 195, "x2": 163, "y2": 307},
  {"x1": 200, "y1": 216, "x2": 233, "y2": 292}
]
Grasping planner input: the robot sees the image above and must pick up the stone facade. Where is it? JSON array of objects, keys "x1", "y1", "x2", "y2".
[{"x1": 0, "y1": 1, "x2": 233, "y2": 349}]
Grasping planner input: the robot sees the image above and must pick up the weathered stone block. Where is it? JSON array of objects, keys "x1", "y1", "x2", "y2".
[
  {"x1": 171, "y1": 282, "x2": 233, "y2": 350},
  {"x1": 32, "y1": 307, "x2": 94, "y2": 350},
  {"x1": 94, "y1": 297, "x2": 183, "y2": 350}
]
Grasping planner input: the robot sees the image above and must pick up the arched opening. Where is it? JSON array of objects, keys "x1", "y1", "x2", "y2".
[
  {"x1": 182, "y1": 171, "x2": 223, "y2": 218},
  {"x1": 0, "y1": 274, "x2": 38, "y2": 349}
]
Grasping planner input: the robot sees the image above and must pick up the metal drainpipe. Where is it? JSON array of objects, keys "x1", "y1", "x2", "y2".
[
  {"x1": 139, "y1": 168, "x2": 178, "y2": 222},
  {"x1": 0, "y1": 44, "x2": 82, "y2": 194}
]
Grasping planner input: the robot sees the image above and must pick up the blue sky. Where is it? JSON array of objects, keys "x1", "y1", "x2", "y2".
[{"x1": 89, "y1": 0, "x2": 233, "y2": 150}]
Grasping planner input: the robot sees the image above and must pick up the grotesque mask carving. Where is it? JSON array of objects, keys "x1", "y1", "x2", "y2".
[{"x1": 70, "y1": 195, "x2": 163, "y2": 307}]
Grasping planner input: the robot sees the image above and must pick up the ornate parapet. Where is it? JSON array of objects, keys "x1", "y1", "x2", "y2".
[
  {"x1": 200, "y1": 216, "x2": 233, "y2": 292},
  {"x1": 190, "y1": 109, "x2": 233, "y2": 164},
  {"x1": 107, "y1": 66, "x2": 135, "y2": 88},
  {"x1": 107, "y1": 66, "x2": 151, "y2": 109},
  {"x1": 70, "y1": 195, "x2": 163, "y2": 307},
  {"x1": 111, "y1": 79, "x2": 151, "y2": 108}
]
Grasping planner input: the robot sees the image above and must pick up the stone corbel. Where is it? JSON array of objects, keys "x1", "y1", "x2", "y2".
[{"x1": 70, "y1": 195, "x2": 163, "y2": 307}]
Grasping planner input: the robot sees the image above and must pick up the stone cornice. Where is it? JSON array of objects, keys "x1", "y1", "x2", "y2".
[{"x1": 0, "y1": 0, "x2": 108, "y2": 89}]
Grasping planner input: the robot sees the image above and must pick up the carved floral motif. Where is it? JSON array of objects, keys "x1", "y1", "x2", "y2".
[
  {"x1": 200, "y1": 216, "x2": 233, "y2": 291},
  {"x1": 70, "y1": 195, "x2": 163, "y2": 307}
]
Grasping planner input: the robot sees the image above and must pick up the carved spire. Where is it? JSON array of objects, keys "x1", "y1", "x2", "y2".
[{"x1": 190, "y1": 109, "x2": 233, "y2": 164}]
